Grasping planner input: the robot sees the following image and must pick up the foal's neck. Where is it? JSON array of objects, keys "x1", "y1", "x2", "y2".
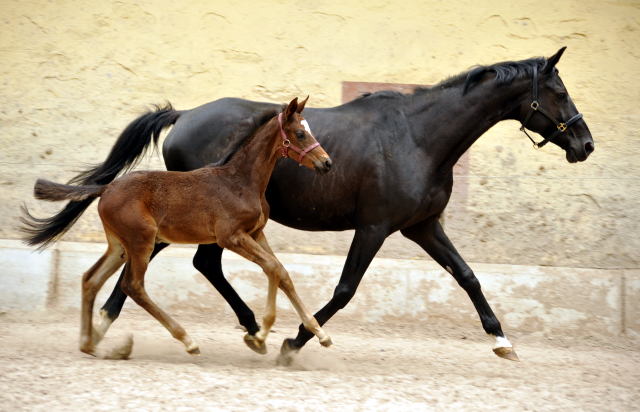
[{"x1": 223, "y1": 117, "x2": 281, "y2": 192}]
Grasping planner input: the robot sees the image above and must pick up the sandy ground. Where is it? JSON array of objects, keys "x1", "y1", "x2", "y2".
[{"x1": 0, "y1": 310, "x2": 638, "y2": 412}]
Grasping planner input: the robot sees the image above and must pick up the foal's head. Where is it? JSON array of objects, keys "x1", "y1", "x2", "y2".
[{"x1": 278, "y1": 97, "x2": 332, "y2": 174}]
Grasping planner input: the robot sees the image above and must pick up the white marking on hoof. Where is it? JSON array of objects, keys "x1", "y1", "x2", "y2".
[
  {"x1": 491, "y1": 334, "x2": 513, "y2": 349},
  {"x1": 445, "y1": 266, "x2": 453, "y2": 274}
]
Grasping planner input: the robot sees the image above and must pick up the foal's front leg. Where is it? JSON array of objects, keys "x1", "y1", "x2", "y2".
[
  {"x1": 253, "y1": 231, "x2": 333, "y2": 348},
  {"x1": 222, "y1": 231, "x2": 331, "y2": 353}
]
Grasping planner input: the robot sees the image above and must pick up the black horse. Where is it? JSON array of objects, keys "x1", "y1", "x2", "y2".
[{"x1": 23, "y1": 48, "x2": 593, "y2": 362}]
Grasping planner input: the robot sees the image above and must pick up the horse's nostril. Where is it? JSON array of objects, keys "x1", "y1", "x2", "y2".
[
  {"x1": 324, "y1": 159, "x2": 332, "y2": 170},
  {"x1": 585, "y1": 141, "x2": 594, "y2": 154}
]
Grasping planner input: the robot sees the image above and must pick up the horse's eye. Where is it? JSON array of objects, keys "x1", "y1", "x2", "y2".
[
  {"x1": 557, "y1": 93, "x2": 567, "y2": 101},
  {"x1": 296, "y1": 131, "x2": 305, "y2": 139}
]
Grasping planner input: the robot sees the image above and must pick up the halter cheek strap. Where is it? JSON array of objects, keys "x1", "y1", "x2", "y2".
[
  {"x1": 520, "y1": 65, "x2": 583, "y2": 149},
  {"x1": 277, "y1": 113, "x2": 320, "y2": 163}
]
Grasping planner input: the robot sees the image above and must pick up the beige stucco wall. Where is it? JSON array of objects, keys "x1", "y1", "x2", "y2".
[{"x1": 1, "y1": 0, "x2": 639, "y2": 269}]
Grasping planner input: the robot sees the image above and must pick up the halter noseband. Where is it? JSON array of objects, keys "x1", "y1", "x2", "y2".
[
  {"x1": 519, "y1": 65, "x2": 583, "y2": 149},
  {"x1": 277, "y1": 112, "x2": 320, "y2": 163}
]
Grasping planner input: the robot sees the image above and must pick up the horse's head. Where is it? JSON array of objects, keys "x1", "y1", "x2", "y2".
[
  {"x1": 518, "y1": 47, "x2": 594, "y2": 163},
  {"x1": 279, "y1": 97, "x2": 332, "y2": 174}
]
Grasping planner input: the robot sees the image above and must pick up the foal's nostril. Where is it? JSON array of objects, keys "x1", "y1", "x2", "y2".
[
  {"x1": 324, "y1": 159, "x2": 332, "y2": 171},
  {"x1": 585, "y1": 141, "x2": 594, "y2": 154}
]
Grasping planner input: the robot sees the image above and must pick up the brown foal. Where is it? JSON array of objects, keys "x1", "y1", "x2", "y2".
[{"x1": 31, "y1": 97, "x2": 333, "y2": 356}]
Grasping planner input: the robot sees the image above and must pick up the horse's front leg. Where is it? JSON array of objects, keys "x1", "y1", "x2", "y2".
[
  {"x1": 277, "y1": 225, "x2": 388, "y2": 365},
  {"x1": 401, "y1": 217, "x2": 519, "y2": 361}
]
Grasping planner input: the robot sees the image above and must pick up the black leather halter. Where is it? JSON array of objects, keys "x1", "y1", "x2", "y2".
[{"x1": 520, "y1": 65, "x2": 583, "y2": 149}]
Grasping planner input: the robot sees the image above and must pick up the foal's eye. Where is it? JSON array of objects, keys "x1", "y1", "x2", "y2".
[{"x1": 296, "y1": 131, "x2": 305, "y2": 140}]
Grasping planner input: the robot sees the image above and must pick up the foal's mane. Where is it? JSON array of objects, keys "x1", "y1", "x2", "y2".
[
  {"x1": 355, "y1": 55, "x2": 551, "y2": 101},
  {"x1": 208, "y1": 106, "x2": 285, "y2": 167}
]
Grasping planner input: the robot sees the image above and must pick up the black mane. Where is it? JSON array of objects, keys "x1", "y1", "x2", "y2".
[{"x1": 355, "y1": 56, "x2": 550, "y2": 101}]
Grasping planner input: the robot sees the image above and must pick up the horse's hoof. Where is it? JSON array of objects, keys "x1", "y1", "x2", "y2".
[
  {"x1": 320, "y1": 337, "x2": 334, "y2": 348},
  {"x1": 186, "y1": 343, "x2": 201, "y2": 356},
  {"x1": 244, "y1": 333, "x2": 267, "y2": 355},
  {"x1": 493, "y1": 346, "x2": 519, "y2": 362},
  {"x1": 276, "y1": 338, "x2": 300, "y2": 366}
]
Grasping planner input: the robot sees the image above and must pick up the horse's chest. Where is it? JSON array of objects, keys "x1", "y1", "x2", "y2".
[{"x1": 408, "y1": 180, "x2": 452, "y2": 220}]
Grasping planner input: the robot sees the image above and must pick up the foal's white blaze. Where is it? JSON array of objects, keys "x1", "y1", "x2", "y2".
[
  {"x1": 491, "y1": 334, "x2": 513, "y2": 349},
  {"x1": 301, "y1": 119, "x2": 314, "y2": 136}
]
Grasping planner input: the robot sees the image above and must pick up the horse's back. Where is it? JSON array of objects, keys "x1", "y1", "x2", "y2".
[{"x1": 162, "y1": 98, "x2": 284, "y2": 172}]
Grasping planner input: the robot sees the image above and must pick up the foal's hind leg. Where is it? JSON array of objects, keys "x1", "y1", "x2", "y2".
[
  {"x1": 94, "y1": 242, "x2": 170, "y2": 344},
  {"x1": 79, "y1": 235, "x2": 126, "y2": 355},
  {"x1": 121, "y1": 241, "x2": 200, "y2": 356}
]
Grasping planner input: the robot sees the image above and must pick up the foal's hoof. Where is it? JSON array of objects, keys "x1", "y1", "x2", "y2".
[
  {"x1": 244, "y1": 333, "x2": 267, "y2": 355},
  {"x1": 276, "y1": 338, "x2": 300, "y2": 367},
  {"x1": 493, "y1": 346, "x2": 519, "y2": 362},
  {"x1": 320, "y1": 337, "x2": 334, "y2": 348},
  {"x1": 186, "y1": 344, "x2": 201, "y2": 356},
  {"x1": 79, "y1": 338, "x2": 96, "y2": 357}
]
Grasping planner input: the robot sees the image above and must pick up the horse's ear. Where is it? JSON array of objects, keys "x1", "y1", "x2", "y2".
[
  {"x1": 544, "y1": 47, "x2": 567, "y2": 73},
  {"x1": 284, "y1": 97, "x2": 299, "y2": 121},
  {"x1": 296, "y1": 96, "x2": 309, "y2": 114}
]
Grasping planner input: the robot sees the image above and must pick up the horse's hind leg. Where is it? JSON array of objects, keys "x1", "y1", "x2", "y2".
[
  {"x1": 121, "y1": 242, "x2": 200, "y2": 356},
  {"x1": 79, "y1": 234, "x2": 126, "y2": 355}
]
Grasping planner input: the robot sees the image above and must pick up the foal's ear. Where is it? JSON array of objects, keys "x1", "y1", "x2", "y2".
[
  {"x1": 296, "y1": 96, "x2": 309, "y2": 114},
  {"x1": 284, "y1": 97, "x2": 299, "y2": 121},
  {"x1": 544, "y1": 47, "x2": 567, "y2": 74}
]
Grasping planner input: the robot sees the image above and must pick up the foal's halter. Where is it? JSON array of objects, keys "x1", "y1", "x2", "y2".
[
  {"x1": 277, "y1": 113, "x2": 320, "y2": 163},
  {"x1": 520, "y1": 65, "x2": 583, "y2": 149}
]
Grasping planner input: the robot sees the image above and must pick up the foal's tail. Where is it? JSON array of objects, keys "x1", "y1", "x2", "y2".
[
  {"x1": 21, "y1": 103, "x2": 183, "y2": 250},
  {"x1": 33, "y1": 179, "x2": 106, "y2": 202}
]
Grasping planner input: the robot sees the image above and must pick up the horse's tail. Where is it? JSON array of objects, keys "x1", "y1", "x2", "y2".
[
  {"x1": 33, "y1": 179, "x2": 106, "y2": 202},
  {"x1": 21, "y1": 103, "x2": 182, "y2": 250}
]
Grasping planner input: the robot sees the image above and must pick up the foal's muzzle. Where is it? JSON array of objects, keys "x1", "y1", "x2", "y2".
[{"x1": 314, "y1": 157, "x2": 332, "y2": 175}]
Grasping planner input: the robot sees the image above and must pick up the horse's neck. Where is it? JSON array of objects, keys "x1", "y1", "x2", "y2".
[
  {"x1": 225, "y1": 118, "x2": 280, "y2": 191},
  {"x1": 412, "y1": 79, "x2": 528, "y2": 175}
]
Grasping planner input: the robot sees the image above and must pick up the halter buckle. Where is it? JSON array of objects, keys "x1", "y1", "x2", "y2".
[
  {"x1": 533, "y1": 142, "x2": 540, "y2": 149},
  {"x1": 531, "y1": 102, "x2": 539, "y2": 110},
  {"x1": 557, "y1": 123, "x2": 566, "y2": 132},
  {"x1": 283, "y1": 139, "x2": 291, "y2": 147}
]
